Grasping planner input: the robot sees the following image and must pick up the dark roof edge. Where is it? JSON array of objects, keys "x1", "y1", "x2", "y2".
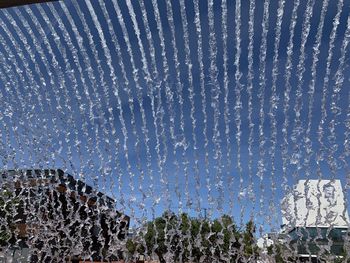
[
  {"x1": 0, "y1": 0, "x2": 58, "y2": 9},
  {"x1": 1, "y1": 168, "x2": 116, "y2": 205}
]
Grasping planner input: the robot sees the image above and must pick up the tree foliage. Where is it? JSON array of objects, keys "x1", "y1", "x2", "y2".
[
  {"x1": 126, "y1": 212, "x2": 259, "y2": 262},
  {"x1": 0, "y1": 189, "x2": 19, "y2": 246}
]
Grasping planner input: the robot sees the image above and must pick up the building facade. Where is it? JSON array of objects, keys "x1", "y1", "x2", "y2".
[
  {"x1": 280, "y1": 179, "x2": 349, "y2": 261},
  {"x1": 0, "y1": 169, "x2": 129, "y2": 262}
]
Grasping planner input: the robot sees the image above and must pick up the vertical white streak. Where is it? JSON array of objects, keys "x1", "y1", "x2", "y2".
[
  {"x1": 178, "y1": 0, "x2": 199, "y2": 214},
  {"x1": 221, "y1": 0, "x2": 233, "y2": 214},
  {"x1": 292, "y1": 1, "x2": 315, "y2": 253},
  {"x1": 257, "y1": 0, "x2": 270, "y2": 235},
  {"x1": 247, "y1": 0, "x2": 256, "y2": 219},
  {"x1": 193, "y1": 0, "x2": 211, "y2": 220},
  {"x1": 291, "y1": 0, "x2": 315, "y2": 172},
  {"x1": 269, "y1": 0, "x2": 285, "y2": 230},
  {"x1": 281, "y1": 0, "x2": 300, "y2": 233},
  {"x1": 208, "y1": 0, "x2": 223, "y2": 217},
  {"x1": 177, "y1": 0, "x2": 199, "y2": 257},
  {"x1": 234, "y1": 0, "x2": 244, "y2": 226}
]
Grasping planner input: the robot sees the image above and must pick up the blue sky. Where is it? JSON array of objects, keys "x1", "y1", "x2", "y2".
[{"x1": 0, "y1": 0, "x2": 349, "y2": 232}]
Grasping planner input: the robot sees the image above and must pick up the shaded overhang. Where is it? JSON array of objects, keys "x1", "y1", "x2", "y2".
[{"x1": 0, "y1": 0, "x2": 58, "y2": 9}]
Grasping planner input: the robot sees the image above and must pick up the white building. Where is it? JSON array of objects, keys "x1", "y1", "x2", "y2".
[
  {"x1": 280, "y1": 179, "x2": 349, "y2": 260},
  {"x1": 281, "y1": 179, "x2": 349, "y2": 229}
]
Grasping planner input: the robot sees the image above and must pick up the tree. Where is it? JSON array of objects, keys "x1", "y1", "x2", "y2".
[
  {"x1": 126, "y1": 212, "x2": 259, "y2": 263},
  {"x1": 267, "y1": 241, "x2": 298, "y2": 263},
  {"x1": 0, "y1": 188, "x2": 20, "y2": 247}
]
